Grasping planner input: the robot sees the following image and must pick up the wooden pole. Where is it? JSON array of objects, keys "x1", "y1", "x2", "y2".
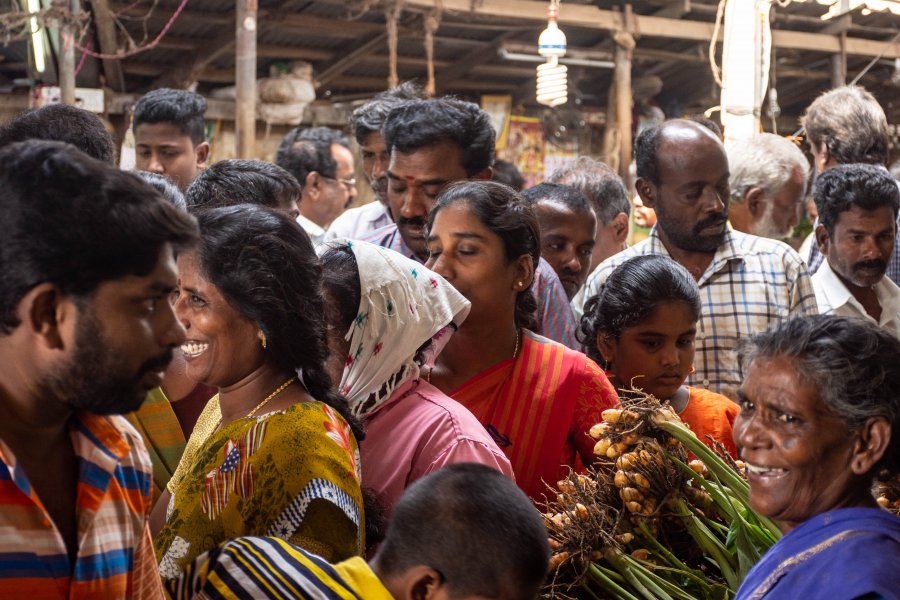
[
  {"x1": 235, "y1": 0, "x2": 258, "y2": 158},
  {"x1": 613, "y1": 6, "x2": 635, "y2": 186},
  {"x1": 831, "y1": 31, "x2": 847, "y2": 88},
  {"x1": 60, "y1": 0, "x2": 81, "y2": 105},
  {"x1": 90, "y1": 0, "x2": 126, "y2": 92}
]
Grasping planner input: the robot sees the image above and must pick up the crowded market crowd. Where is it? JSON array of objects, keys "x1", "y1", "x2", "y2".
[{"x1": 0, "y1": 81, "x2": 898, "y2": 599}]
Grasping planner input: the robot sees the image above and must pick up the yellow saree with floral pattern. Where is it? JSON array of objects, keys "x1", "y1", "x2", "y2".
[{"x1": 154, "y1": 400, "x2": 363, "y2": 579}]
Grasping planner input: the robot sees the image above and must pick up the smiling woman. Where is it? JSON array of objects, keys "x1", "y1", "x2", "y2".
[
  {"x1": 152, "y1": 204, "x2": 364, "y2": 578},
  {"x1": 734, "y1": 315, "x2": 900, "y2": 600}
]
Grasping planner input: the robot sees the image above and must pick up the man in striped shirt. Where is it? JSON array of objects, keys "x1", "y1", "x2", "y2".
[
  {"x1": 167, "y1": 463, "x2": 550, "y2": 600},
  {"x1": 360, "y1": 98, "x2": 579, "y2": 349},
  {"x1": 0, "y1": 141, "x2": 197, "y2": 598},
  {"x1": 576, "y1": 121, "x2": 818, "y2": 400}
]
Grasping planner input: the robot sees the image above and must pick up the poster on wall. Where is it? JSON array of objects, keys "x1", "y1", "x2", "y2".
[
  {"x1": 543, "y1": 149, "x2": 578, "y2": 181},
  {"x1": 499, "y1": 116, "x2": 545, "y2": 188}
]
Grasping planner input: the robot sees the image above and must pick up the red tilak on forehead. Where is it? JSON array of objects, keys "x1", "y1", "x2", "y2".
[{"x1": 404, "y1": 175, "x2": 415, "y2": 181}]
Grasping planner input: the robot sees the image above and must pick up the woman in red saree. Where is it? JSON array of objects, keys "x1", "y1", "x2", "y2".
[{"x1": 424, "y1": 181, "x2": 618, "y2": 500}]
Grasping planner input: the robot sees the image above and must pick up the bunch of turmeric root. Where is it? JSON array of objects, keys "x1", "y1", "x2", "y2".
[{"x1": 542, "y1": 394, "x2": 779, "y2": 600}]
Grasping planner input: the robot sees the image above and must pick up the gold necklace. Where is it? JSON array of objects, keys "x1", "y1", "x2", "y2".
[
  {"x1": 215, "y1": 376, "x2": 296, "y2": 430},
  {"x1": 427, "y1": 329, "x2": 520, "y2": 383}
]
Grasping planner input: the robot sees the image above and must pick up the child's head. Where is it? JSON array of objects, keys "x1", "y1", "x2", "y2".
[
  {"x1": 372, "y1": 463, "x2": 550, "y2": 600},
  {"x1": 579, "y1": 255, "x2": 701, "y2": 400},
  {"x1": 133, "y1": 88, "x2": 209, "y2": 191}
]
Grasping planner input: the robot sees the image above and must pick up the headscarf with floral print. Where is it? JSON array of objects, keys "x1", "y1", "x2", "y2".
[{"x1": 330, "y1": 239, "x2": 470, "y2": 418}]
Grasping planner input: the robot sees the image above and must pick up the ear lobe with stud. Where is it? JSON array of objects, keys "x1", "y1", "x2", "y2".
[
  {"x1": 258, "y1": 330, "x2": 267, "y2": 350},
  {"x1": 689, "y1": 366, "x2": 695, "y2": 374}
]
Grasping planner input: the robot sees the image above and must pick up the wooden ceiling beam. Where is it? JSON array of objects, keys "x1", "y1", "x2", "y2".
[
  {"x1": 124, "y1": 63, "x2": 236, "y2": 83},
  {"x1": 152, "y1": 20, "x2": 237, "y2": 89},
  {"x1": 110, "y1": 3, "x2": 231, "y2": 26},
  {"x1": 435, "y1": 31, "x2": 516, "y2": 91},
  {"x1": 323, "y1": 74, "x2": 521, "y2": 92},
  {"x1": 400, "y1": 0, "x2": 900, "y2": 59},
  {"x1": 315, "y1": 33, "x2": 389, "y2": 88},
  {"x1": 653, "y1": 0, "x2": 691, "y2": 18},
  {"x1": 269, "y1": 14, "x2": 396, "y2": 37}
]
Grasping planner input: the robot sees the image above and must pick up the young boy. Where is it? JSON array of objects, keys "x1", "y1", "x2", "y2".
[{"x1": 133, "y1": 88, "x2": 210, "y2": 192}]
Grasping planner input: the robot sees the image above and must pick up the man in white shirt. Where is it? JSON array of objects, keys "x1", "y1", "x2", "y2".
[
  {"x1": 812, "y1": 163, "x2": 900, "y2": 338},
  {"x1": 276, "y1": 127, "x2": 356, "y2": 245}
]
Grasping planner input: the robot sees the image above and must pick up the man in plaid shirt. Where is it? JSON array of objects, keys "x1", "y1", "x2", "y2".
[
  {"x1": 0, "y1": 141, "x2": 197, "y2": 598},
  {"x1": 576, "y1": 120, "x2": 817, "y2": 400}
]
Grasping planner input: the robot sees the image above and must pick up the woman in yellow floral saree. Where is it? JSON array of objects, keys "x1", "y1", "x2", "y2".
[{"x1": 153, "y1": 205, "x2": 364, "y2": 577}]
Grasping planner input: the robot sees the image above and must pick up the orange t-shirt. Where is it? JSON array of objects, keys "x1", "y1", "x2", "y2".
[{"x1": 679, "y1": 387, "x2": 740, "y2": 458}]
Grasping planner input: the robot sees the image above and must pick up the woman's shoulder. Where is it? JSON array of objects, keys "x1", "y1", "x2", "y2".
[
  {"x1": 521, "y1": 329, "x2": 590, "y2": 367},
  {"x1": 254, "y1": 401, "x2": 351, "y2": 433},
  {"x1": 686, "y1": 387, "x2": 740, "y2": 415},
  {"x1": 520, "y1": 330, "x2": 616, "y2": 404},
  {"x1": 377, "y1": 381, "x2": 490, "y2": 437}
]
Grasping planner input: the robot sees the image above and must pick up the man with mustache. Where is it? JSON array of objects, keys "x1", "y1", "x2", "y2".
[
  {"x1": 0, "y1": 140, "x2": 197, "y2": 596},
  {"x1": 802, "y1": 86, "x2": 897, "y2": 283},
  {"x1": 812, "y1": 164, "x2": 900, "y2": 338},
  {"x1": 361, "y1": 97, "x2": 579, "y2": 349},
  {"x1": 576, "y1": 120, "x2": 817, "y2": 399},
  {"x1": 325, "y1": 82, "x2": 426, "y2": 241}
]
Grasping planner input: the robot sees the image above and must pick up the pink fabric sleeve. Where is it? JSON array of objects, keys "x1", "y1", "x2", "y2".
[{"x1": 418, "y1": 439, "x2": 515, "y2": 483}]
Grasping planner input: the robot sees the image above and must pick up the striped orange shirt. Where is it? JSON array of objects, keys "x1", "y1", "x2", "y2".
[{"x1": 0, "y1": 413, "x2": 163, "y2": 599}]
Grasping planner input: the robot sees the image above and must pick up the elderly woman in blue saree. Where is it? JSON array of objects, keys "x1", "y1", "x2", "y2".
[{"x1": 734, "y1": 315, "x2": 900, "y2": 600}]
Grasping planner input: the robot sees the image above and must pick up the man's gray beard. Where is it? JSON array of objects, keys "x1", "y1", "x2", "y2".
[{"x1": 751, "y1": 201, "x2": 793, "y2": 241}]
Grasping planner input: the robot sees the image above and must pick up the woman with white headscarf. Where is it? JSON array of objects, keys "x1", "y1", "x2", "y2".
[{"x1": 321, "y1": 240, "x2": 513, "y2": 519}]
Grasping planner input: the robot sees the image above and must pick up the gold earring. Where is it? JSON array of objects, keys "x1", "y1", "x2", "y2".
[
  {"x1": 258, "y1": 330, "x2": 267, "y2": 350},
  {"x1": 517, "y1": 281, "x2": 523, "y2": 289}
]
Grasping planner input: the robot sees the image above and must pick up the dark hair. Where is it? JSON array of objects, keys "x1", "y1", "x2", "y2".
[
  {"x1": 634, "y1": 123, "x2": 665, "y2": 187},
  {"x1": 133, "y1": 88, "x2": 208, "y2": 145},
  {"x1": 802, "y1": 85, "x2": 889, "y2": 166},
  {"x1": 430, "y1": 181, "x2": 540, "y2": 332},
  {"x1": 814, "y1": 163, "x2": 900, "y2": 235},
  {"x1": 578, "y1": 255, "x2": 700, "y2": 366},
  {"x1": 194, "y1": 204, "x2": 362, "y2": 439},
  {"x1": 373, "y1": 463, "x2": 550, "y2": 599},
  {"x1": 383, "y1": 98, "x2": 495, "y2": 177},
  {"x1": 137, "y1": 171, "x2": 187, "y2": 211},
  {"x1": 523, "y1": 182, "x2": 595, "y2": 215},
  {"x1": 492, "y1": 159, "x2": 525, "y2": 191},
  {"x1": 319, "y1": 245, "x2": 362, "y2": 337},
  {"x1": 185, "y1": 159, "x2": 300, "y2": 213},
  {"x1": 275, "y1": 126, "x2": 349, "y2": 185},
  {"x1": 0, "y1": 104, "x2": 115, "y2": 164},
  {"x1": 350, "y1": 81, "x2": 425, "y2": 145},
  {"x1": 738, "y1": 315, "x2": 900, "y2": 475},
  {"x1": 0, "y1": 140, "x2": 198, "y2": 334},
  {"x1": 548, "y1": 157, "x2": 631, "y2": 223}
]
